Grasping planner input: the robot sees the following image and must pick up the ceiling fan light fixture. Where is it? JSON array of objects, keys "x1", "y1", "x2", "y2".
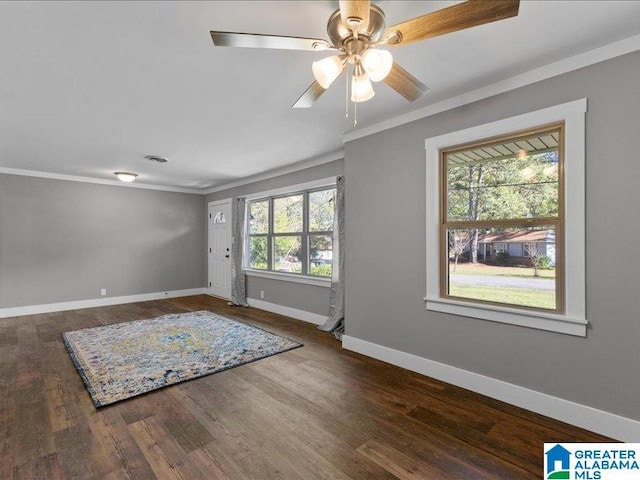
[
  {"x1": 312, "y1": 55, "x2": 345, "y2": 89},
  {"x1": 351, "y1": 72, "x2": 375, "y2": 103},
  {"x1": 361, "y1": 48, "x2": 393, "y2": 82},
  {"x1": 114, "y1": 172, "x2": 138, "y2": 183},
  {"x1": 209, "y1": 0, "x2": 520, "y2": 109}
]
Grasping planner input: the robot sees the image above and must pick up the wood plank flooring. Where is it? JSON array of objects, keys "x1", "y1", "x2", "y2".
[{"x1": 0, "y1": 295, "x2": 611, "y2": 479}]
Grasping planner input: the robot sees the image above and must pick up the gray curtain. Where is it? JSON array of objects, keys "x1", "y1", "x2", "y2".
[
  {"x1": 229, "y1": 197, "x2": 249, "y2": 306},
  {"x1": 319, "y1": 175, "x2": 345, "y2": 340}
]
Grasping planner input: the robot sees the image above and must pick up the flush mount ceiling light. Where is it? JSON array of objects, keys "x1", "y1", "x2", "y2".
[
  {"x1": 114, "y1": 172, "x2": 138, "y2": 183},
  {"x1": 210, "y1": 0, "x2": 520, "y2": 119}
]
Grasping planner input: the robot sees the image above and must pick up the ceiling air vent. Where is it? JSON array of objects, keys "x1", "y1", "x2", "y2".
[{"x1": 144, "y1": 155, "x2": 169, "y2": 163}]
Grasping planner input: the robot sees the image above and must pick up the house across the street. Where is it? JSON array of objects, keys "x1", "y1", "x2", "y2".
[{"x1": 478, "y1": 229, "x2": 556, "y2": 266}]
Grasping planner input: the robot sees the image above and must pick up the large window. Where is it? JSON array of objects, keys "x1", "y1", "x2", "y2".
[
  {"x1": 425, "y1": 99, "x2": 587, "y2": 336},
  {"x1": 442, "y1": 124, "x2": 564, "y2": 312},
  {"x1": 246, "y1": 187, "x2": 336, "y2": 278}
]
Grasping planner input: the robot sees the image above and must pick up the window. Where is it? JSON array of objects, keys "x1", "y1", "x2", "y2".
[
  {"x1": 494, "y1": 243, "x2": 508, "y2": 254},
  {"x1": 246, "y1": 187, "x2": 336, "y2": 278},
  {"x1": 442, "y1": 124, "x2": 564, "y2": 313},
  {"x1": 213, "y1": 211, "x2": 226, "y2": 223},
  {"x1": 425, "y1": 99, "x2": 587, "y2": 336}
]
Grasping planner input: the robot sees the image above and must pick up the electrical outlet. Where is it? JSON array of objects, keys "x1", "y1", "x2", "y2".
[
  {"x1": 260, "y1": 290, "x2": 265, "y2": 299},
  {"x1": 100, "y1": 288, "x2": 107, "y2": 296}
]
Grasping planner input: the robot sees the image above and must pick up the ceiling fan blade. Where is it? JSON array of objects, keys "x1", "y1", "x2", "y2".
[
  {"x1": 292, "y1": 81, "x2": 327, "y2": 109},
  {"x1": 210, "y1": 31, "x2": 333, "y2": 51},
  {"x1": 383, "y1": 0, "x2": 519, "y2": 47},
  {"x1": 339, "y1": 0, "x2": 371, "y2": 31},
  {"x1": 383, "y1": 63, "x2": 430, "y2": 102}
]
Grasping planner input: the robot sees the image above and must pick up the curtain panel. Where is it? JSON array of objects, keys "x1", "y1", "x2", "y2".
[
  {"x1": 229, "y1": 197, "x2": 249, "y2": 306},
  {"x1": 319, "y1": 175, "x2": 345, "y2": 339}
]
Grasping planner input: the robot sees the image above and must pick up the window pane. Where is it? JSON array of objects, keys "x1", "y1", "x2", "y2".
[
  {"x1": 447, "y1": 226, "x2": 556, "y2": 310},
  {"x1": 309, "y1": 235, "x2": 332, "y2": 277},
  {"x1": 446, "y1": 129, "x2": 560, "y2": 222},
  {"x1": 249, "y1": 201, "x2": 269, "y2": 234},
  {"x1": 248, "y1": 236, "x2": 268, "y2": 270},
  {"x1": 213, "y1": 211, "x2": 226, "y2": 224},
  {"x1": 274, "y1": 236, "x2": 302, "y2": 273},
  {"x1": 309, "y1": 189, "x2": 335, "y2": 232},
  {"x1": 274, "y1": 195, "x2": 303, "y2": 233}
]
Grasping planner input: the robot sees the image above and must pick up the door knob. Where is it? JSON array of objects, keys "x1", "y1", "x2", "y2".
[{"x1": 225, "y1": 255, "x2": 230, "y2": 258}]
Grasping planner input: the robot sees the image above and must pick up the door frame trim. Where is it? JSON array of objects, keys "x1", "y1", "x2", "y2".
[{"x1": 207, "y1": 198, "x2": 233, "y2": 299}]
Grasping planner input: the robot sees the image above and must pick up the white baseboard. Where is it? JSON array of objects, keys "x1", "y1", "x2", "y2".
[
  {"x1": 342, "y1": 335, "x2": 640, "y2": 442},
  {"x1": 247, "y1": 298, "x2": 327, "y2": 326},
  {"x1": 0, "y1": 288, "x2": 208, "y2": 319}
]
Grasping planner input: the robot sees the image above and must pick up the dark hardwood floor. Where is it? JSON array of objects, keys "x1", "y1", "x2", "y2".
[{"x1": 0, "y1": 295, "x2": 610, "y2": 479}]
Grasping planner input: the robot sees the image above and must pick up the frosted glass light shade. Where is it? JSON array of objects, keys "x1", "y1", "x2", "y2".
[
  {"x1": 351, "y1": 74, "x2": 375, "y2": 103},
  {"x1": 312, "y1": 55, "x2": 344, "y2": 89},
  {"x1": 114, "y1": 172, "x2": 138, "y2": 183},
  {"x1": 361, "y1": 48, "x2": 393, "y2": 82}
]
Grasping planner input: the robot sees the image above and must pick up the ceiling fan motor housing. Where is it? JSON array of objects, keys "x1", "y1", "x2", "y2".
[{"x1": 327, "y1": 5, "x2": 386, "y2": 46}]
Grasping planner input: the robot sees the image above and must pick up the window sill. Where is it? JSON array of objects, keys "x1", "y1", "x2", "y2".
[
  {"x1": 424, "y1": 296, "x2": 587, "y2": 337},
  {"x1": 245, "y1": 269, "x2": 331, "y2": 288}
]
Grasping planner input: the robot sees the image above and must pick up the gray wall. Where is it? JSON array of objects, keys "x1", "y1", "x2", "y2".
[
  {"x1": 206, "y1": 159, "x2": 344, "y2": 316},
  {"x1": 344, "y1": 51, "x2": 640, "y2": 420},
  {"x1": 0, "y1": 174, "x2": 206, "y2": 308}
]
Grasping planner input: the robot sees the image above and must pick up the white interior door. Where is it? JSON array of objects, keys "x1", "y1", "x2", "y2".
[{"x1": 208, "y1": 199, "x2": 232, "y2": 299}]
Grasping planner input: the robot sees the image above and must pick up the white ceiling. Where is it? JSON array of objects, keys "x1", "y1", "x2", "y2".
[{"x1": 1, "y1": 1, "x2": 640, "y2": 191}]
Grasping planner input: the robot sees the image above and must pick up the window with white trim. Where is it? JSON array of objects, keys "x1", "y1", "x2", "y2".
[
  {"x1": 425, "y1": 99, "x2": 587, "y2": 336},
  {"x1": 246, "y1": 187, "x2": 336, "y2": 278}
]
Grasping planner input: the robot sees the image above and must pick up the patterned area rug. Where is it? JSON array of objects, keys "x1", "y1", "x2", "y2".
[{"x1": 62, "y1": 310, "x2": 302, "y2": 407}]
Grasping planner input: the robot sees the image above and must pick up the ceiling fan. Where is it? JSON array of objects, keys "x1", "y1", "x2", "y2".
[{"x1": 210, "y1": 0, "x2": 520, "y2": 109}]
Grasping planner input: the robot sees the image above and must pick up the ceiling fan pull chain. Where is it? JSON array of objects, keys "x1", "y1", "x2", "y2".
[
  {"x1": 345, "y1": 63, "x2": 350, "y2": 118},
  {"x1": 354, "y1": 91, "x2": 358, "y2": 127}
]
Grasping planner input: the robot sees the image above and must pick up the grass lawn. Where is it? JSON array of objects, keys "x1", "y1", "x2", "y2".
[
  {"x1": 450, "y1": 262, "x2": 555, "y2": 279},
  {"x1": 449, "y1": 284, "x2": 556, "y2": 310}
]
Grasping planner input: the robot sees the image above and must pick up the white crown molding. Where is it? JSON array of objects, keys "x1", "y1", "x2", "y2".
[
  {"x1": 247, "y1": 298, "x2": 327, "y2": 326},
  {"x1": 343, "y1": 32, "x2": 640, "y2": 143},
  {"x1": 342, "y1": 335, "x2": 640, "y2": 442},
  {"x1": 202, "y1": 149, "x2": 344, "y2": 195},
  {"x1": 0, "y1": 167, "x2": 205, "y2": 194},
  {"x1": 0, "y1": 288, "x2": 207, "y2": 319}
]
